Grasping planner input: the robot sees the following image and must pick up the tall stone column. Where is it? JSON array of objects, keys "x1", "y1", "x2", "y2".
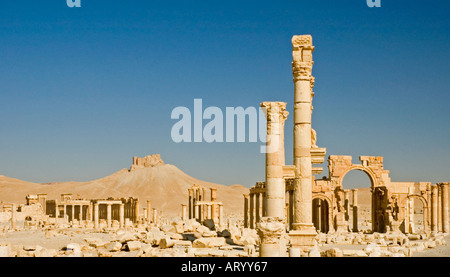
[
  {"x1": 88, "y1": 204, "x2": 93, "y2": 222},
  {"x1": 250, "y1": 193, "x2": 255, "y2": 229},
  {"x1": 181, "y1": 204, "x2": 187, "y2": 220},
  {"x1": 71, "y1": 205, "x2": 75, "y2": 223},
  {"x1": 119, "y1": 204, "x2": 125, "y2": 228},
  {"x1": 441, "y1": 183, "x2": 449, "y2": 233},
  {"x1": 94, "y1": 203, "x2": 99, "y2": 230},
  {"x1": 107, "y1": 204, "x2": 112, "y2": 228},
  {"x1": 261, "y1": 102, "x2": 289, "y2": 219},
  {"x1": 243, "y1": 194, "x2": 249, "y2": 228},
  {"x1": 147, "y1": 201, "x2": 152, "y2": 223},
  {"x1": 289, "y1": 34, "x2": 317, "y2": 254}
]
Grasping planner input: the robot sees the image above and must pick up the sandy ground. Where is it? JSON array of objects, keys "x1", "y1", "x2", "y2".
[
  {"x1": 0, "y1": 229, "x2": 113, "y2": 251},
  {"x1": 413, "y1": 235, "x2": 450, "y2": 257}
]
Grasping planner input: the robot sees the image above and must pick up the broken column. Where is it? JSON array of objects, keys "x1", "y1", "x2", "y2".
[
  {"x1": 11, "y1": 204, "x2": 16, "y2": 229},
  {"x1": 289, "y1": 34, "x2": 317, "y2": 254},
  {"x1": 147, "y1": 200, "x2": 152, "y2": 223}
]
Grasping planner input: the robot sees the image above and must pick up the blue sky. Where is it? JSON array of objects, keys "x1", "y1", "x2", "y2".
[{"x1": 0, "y1": 0, "x2": 449, "y2": 189}]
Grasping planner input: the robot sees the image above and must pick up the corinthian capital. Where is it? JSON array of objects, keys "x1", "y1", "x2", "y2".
[{"x1": 292, "y1": 35, "x2": 315, "y2": 82}]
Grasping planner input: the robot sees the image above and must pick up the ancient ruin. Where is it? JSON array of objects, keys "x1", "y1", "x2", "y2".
[
  {"x1": 250, "y1": 35, "x2": 450, "y2": 257},
  {"x1": 0, "y1": 35, "x2": 448, "y2": 258}
]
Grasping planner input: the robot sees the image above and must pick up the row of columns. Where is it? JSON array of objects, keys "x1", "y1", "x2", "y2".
[
  {"x1": 243, "y1": 191, "x2": 266, "y2": 229},
  {"x1": 431, "y1": 183, "x2": 449, "y2": 233}
]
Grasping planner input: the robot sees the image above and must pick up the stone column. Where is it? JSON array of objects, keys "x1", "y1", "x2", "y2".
[
  {"x1": 255, "y1": 192, "x2": 261, "y2": 223},
  {"x1": 257, "y1": 217, "x2": 287, "y2": 257},
  {"x1": 71, "y1": 205, "x2": 75, "y2": 223},
  {"x1": 290, "y1": 34, "x2": 317, "y2": 254},
  {"x1": 261, "y1": 101, "x2": 288, "y2": 219},
  {"x1": 218, "y1": 204, "x2": 224, "y2": 226},
  {"x1": 438, "y1": 185, "x2": 442, "y2": 232},
  {"x1": 243, "y1": 194, "x2": 249, "y2": 228},
  {"x1": 153, "y1": 208, "x2": 158, "y2": 225},
  {"x1": 188, "y1": 189, "x2": 193, "y2": 219},
  {"x1": 289, "y1": 190, "x2": 294, "y2": 231},
  {"x1": 119, "y1": 204, "x2": 125, "y2": 228},
  {"x1": 135, "y1": 200, "x2": 140, "y2": 223},
  {"x1": 94, "y1": 203, "x2": 99, "y2": 230},
  {"x1": 88, "y1": 204, "x2": 93, "y2": 222},
  {"x1": 207, "y1": 204, "x2": 212, "y2": 220},
  {"x1": 250, "y1": 193, "x2": 255, "y2": 229},
  {"x1": 181, "y1": 204, "x2": 187, "y2": 220},
  {"x1": 194, "y1": 204, "x2": 199, "y2": 221},
  {"x1": 78, "y1": 205, "x2": 83, "y2": 222},
  {"x1": 63, "y1": 204, "x2": 67, "y2": 223},
  {"x1": 147, "y1": 200, "x2": 152, "y2": 223},
  {"x1": 11, "y1": 204, "x2": 16, "y2": 229},
  {"x1": 432, "y1": 185, "x2": 439, "y2": 233},
  {"x1": 106, "y1": 204, "x2": 112, "y2": 228},
  {"x1": 352, "y1": 189, "x2": 359, "y2": 232},
  {"x1": 211, "y1": 188, "x2": 217, "y2": 222},
  {"x1": 55, "y1": 202, "x2": 59, "y2": 225},
  {"x1": 441, "y1": 183, "x2": 449, "y2": 233}
]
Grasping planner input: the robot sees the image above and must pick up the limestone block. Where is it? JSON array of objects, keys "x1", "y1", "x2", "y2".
[
  {"x1": 160, "y1": 238, "x2": 176, "y2": 249},
  {"x1": 161, "y1": 224, "x2": 177, "y2": 234},
  {"x1": 202, "y1": 219, "x2": 215, "y2": 230},
  {"x1": 84, "y1": 238, "x2": 107, "y2": 248},
  {"x1": 0, "y1": 245, "x2": 10, "y2": 257},
  {"x1": 308, "y1": 248, "x2": 321, "y2": 257},
  {"x1": 192, "y1": 237, "x2": 226, "y2": 248},
  {"x1": 107, "y1": 242, "x2": 123, "y2": 252},
  {"x1": 126, "y1": 241, "x2": 142, "y2": 251},
  {"x1": 324, "y1": 248, "x2": 343, "y2": 257},
  {"x1": 23, "y1": 245, "x2": 36, "y2": 251},
  {"x1": 35, "y1": 248, "x2": 58, "y2": 257},
  {"x1": 196, "y1": 225, "x2": 211, "y2": 235},
  {"x1": 117, "y1": 231, "x2": 138, "y2": 243}
]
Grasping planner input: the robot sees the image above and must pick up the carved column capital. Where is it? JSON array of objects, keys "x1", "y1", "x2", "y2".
[{"x1": 256, "y1": 217, "x2": 285, "y2": 244}]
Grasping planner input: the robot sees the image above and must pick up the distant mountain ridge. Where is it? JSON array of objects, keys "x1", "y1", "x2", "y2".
[{"x1": 0, "y1": 154, "x2": 249, "y2": 216}]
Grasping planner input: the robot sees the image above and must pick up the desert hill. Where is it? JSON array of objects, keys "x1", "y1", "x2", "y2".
[{"x1": 0, "y1": 155, "x2": 250, "y2": 217}]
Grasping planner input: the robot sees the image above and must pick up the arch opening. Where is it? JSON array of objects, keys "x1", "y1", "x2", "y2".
[{"x1": 341, "y1": 169, "x2": 373, "y2": 233}]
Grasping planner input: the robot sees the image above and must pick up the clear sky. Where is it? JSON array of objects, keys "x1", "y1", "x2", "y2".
[{"x1": 0, "y1": 0, "x2": 449, "y2": 189}]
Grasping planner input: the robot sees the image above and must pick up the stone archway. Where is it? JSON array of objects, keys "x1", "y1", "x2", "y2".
[
  {"x1": 400, "y1": 194, "x2": 429, "y2": 234},
  {"x1": 328, "y1": 156, "x2": 390, "y2": 233},
  {"x1": 312, "y1": 194, "x2": 333, "y2": 234}
]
